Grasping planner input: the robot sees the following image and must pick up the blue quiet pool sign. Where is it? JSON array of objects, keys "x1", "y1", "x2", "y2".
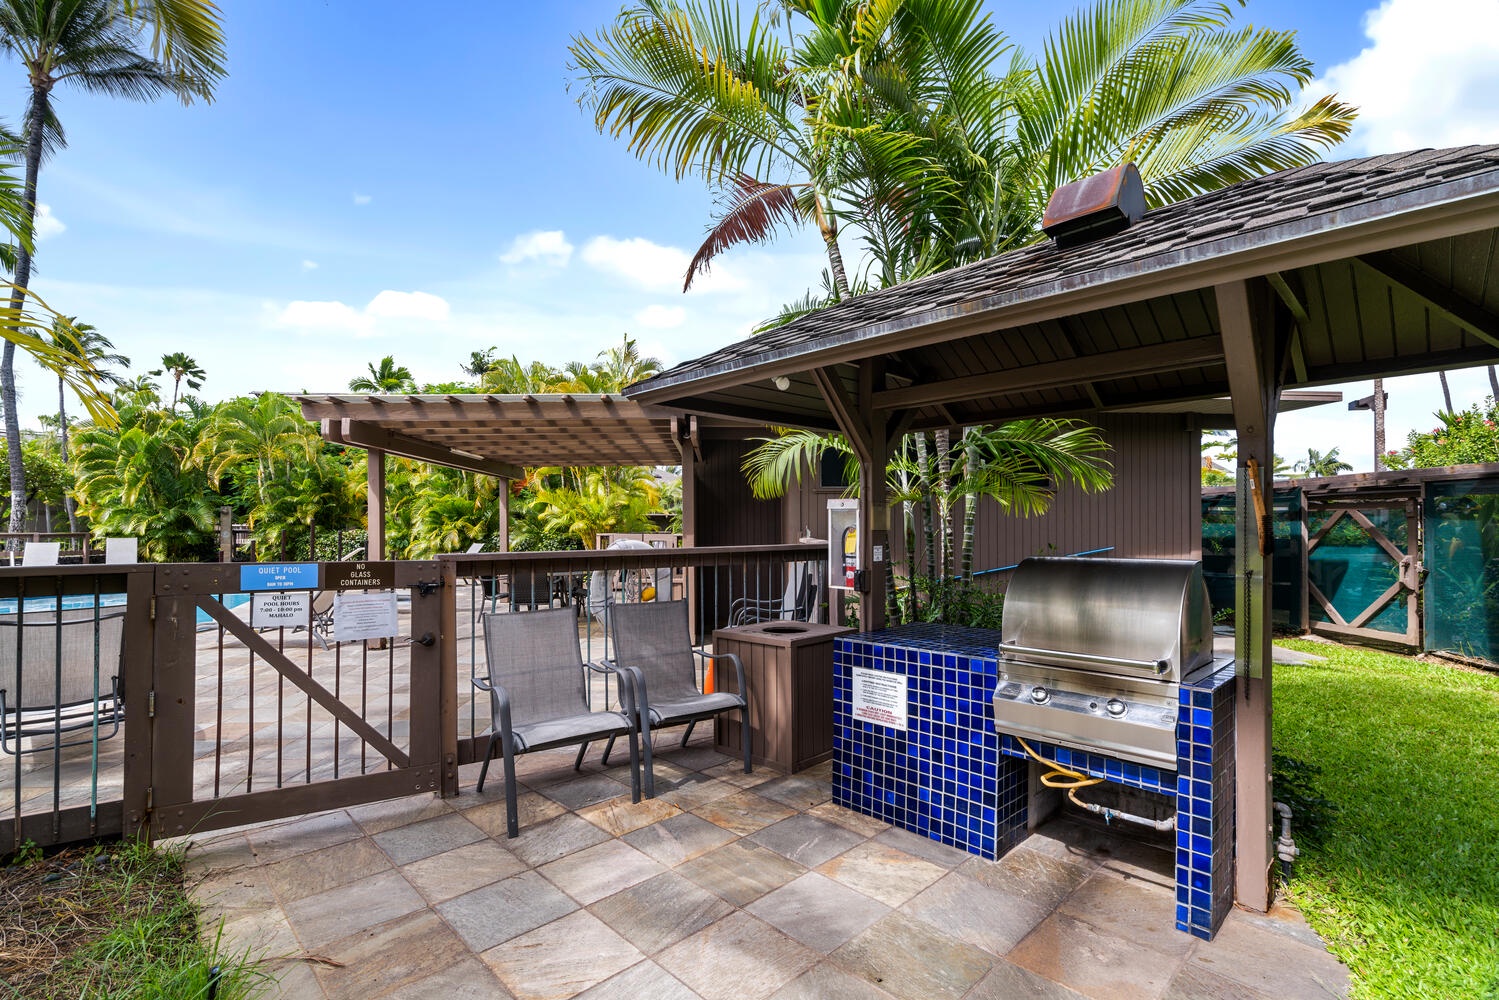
[{"x1": 240, "y1": 563, "x2": 320, "y2": 591}]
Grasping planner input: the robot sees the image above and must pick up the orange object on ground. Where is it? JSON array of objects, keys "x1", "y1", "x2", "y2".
[{"x1": 702, "y1": 661, "x2": 716, "y2": 694}]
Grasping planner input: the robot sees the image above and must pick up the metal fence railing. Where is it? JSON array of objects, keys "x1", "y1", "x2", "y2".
[{"x1": 2, "y1": 543, "x2": 828, "y2": 854}]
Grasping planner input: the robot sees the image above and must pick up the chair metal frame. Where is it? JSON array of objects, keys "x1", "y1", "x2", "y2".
[
  {"x1": 605, "y1": 600, "x2": 750, "y2": 799},
  {"x1": 474, "y1": 608, "x2": 643, "y2": 837}
]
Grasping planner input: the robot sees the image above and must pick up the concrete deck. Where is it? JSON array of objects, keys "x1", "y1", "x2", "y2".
[{"x1": 181, "y1": 731, "x2": 1350, "y2": 1000}]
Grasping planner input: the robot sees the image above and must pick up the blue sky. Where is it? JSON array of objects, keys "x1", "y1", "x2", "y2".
[{"x1": 13, "y1": 0, "x2": 1499, "y2": 470}]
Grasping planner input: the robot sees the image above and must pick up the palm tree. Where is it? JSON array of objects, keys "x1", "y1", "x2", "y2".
[
  {"x1": 148, "y1": 351, "x2": 205, "y2": 410},
  {"x1": 1296, "y1": 447, "x2": 1352, "y2": 478},
  {"x1": 0, "y1": 0, "x2": 224, "y2": 532},
  {"x1": 570, "y1": 0, "x2": 876, "y2": 297},
  {"x1": 573, "y1": 0, "x2": 1354, "y2": 299},
  {"x1": 742, "y1": 418, "x2": 1113, "y2": 618},
  {"x1": 45, "y1": 316, "x2": 128, "y2": 530},
  {"x1": 1438, "y1": 371, "x2": 1454, "y2": 414},
  {"x1": 460, "y1": 348, "x2": 500, "y2": 380},
  {"x1": 480, "y1": 356, "x2": 564, "y2": 394},
  {"x1": 192, "y1": 393, "x2": 318, "y2": 498},
  {"x1": 348, "y1": 355, "x2": 415, "y2": 393}
]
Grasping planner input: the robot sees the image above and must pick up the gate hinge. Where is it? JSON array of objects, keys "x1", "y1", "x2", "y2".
[
  {"x1": 147, "y1": 690, "x2": 156, "y2": 718},
  {"x1": 149, "y1": 596, "x2": 157, "y2": 623},
  {"x1": 145, "y1": 786, "x2": 152, "y2": 811}
]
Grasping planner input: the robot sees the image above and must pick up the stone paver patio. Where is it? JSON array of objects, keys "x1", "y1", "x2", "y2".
[{"x1": 181, "y1": 728, "x2": 1351, "y2": 1000}]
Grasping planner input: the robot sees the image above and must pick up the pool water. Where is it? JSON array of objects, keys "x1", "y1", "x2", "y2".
[{"x1": 0, "y1": 592, "x2": 253, "y2": 627}]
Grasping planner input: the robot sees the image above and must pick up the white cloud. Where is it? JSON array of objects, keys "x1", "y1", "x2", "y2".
[
  {"x1": 582, "y1": 235, "x2": 745, "y2": 294},
  {"x1": 1310, "y1": 0, "x2": 1499, "y2": 155},
  {"x1": 34, "y1": 203, "x2": 64, "y2": 240},
  {"x1": 275, "y1": 289, "x2": 450, "y2": 336},
  {"x1": 500, "y1": 230, "x2": 573, "y2": 266},
  {"x1": 634, "y1": 304, "x2": 686, "y2": 329},
  {"x1": 277, "y1": 299, "x2": 369, "y2": 333},
  {"x1": 365, "y1": 289, "x2": 450, "y2": 322},
  {"x1": 352, "y1": 192, "x2": 372, "y2": 206},
  {"x1": 300, "y1": 259, "x2": 319, "y2": 271}
]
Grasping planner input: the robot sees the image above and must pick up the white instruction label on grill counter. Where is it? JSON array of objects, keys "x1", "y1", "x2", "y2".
[{"x1": 851, "y1": 668, "x2": 908, "y2": 730}]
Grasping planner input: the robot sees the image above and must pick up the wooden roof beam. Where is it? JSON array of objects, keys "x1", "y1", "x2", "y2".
[
  {"x1": 813, "y1": 366, "x2": 873, "y2": 465},
  {"x1": 871, "y1": 338, "x2": 1224, "y2": 411},
  {"x1": 340, "y1": 420, "x2": 524, "y2": 479},
  {"x1": 1356, "y1": 251, "x2": 1499, "y2": 349}
]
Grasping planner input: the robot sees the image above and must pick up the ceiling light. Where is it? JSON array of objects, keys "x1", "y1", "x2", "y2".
[{"x1": 773, "y1": 375, "x2": 791, "y2": 391}]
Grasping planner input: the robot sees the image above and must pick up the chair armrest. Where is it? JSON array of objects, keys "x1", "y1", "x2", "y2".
[
  {"x1": 590, "y1": 660, "x2": 640, "y2": 720},
  {"x1": 470, "y1": 676, "x2": 513, "y2": 742},
  {"x1": 698, "y1": 650, "x2": 747, "y2": 699}
]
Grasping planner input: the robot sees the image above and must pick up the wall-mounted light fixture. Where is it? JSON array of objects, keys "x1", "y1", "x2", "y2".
[{"x1": 772, "y1": 375, "x2": 791, "y2": 391}]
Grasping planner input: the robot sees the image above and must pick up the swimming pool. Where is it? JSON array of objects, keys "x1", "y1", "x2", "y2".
[{"x1": 0, "y1": 592, "x2": 253, "y2": 627}]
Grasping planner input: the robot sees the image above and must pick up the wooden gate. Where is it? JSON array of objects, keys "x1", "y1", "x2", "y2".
[
  {"x1": 137, "y1": 561, "x2": 456, "y2": 842},
  {"x1": 1306, "y1": 498, "x2": 1421, "y2": 646}
]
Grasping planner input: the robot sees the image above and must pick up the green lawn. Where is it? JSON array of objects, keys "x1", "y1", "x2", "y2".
[{"x1": 1275, "y1": 640, "x2": 1499, "y2": 1000}]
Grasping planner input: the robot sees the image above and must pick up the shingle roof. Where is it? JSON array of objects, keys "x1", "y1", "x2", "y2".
[{"x1": 628, "y1": 146, "x2": 1499, "y2": 399}]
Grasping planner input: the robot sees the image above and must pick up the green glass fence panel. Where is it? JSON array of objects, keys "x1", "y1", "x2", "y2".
[
  {"x1": 1308, "y1": 507, "x2": 1405, "y2": 632},
  {"x1": 1425, "y1": 480, "x2": 1499, "y2": 662},
  {"x1": 1199, "y1": 488, "x2": 1303, "y2": 626}
]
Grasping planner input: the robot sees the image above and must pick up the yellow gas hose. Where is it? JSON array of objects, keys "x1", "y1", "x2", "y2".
[{"x1": 1014, "y1": 735, "x2": 1104, "y2": 809}]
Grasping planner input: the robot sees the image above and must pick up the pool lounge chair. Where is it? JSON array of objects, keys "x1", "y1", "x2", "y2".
[
  {"x1": 21, "y1": 542, "x2": 60, "y2": 567},
  {"x1": 0, "y1": 608, "x2": 125, "y2": 755}
]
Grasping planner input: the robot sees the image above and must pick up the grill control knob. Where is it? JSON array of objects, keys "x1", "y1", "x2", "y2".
[
  {"x1": 1029, "y1": 686, "x2": 1050, "y2": 705},
  {"x1": 1105, "y1": 698, "x2": 1127, "y2": 718}
]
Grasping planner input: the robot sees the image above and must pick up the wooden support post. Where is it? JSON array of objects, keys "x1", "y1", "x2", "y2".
[
  {"x1": 497, "y1": 479, "x2": 510, "y2": 552},
  {"x1": 1217, "y1": 279, "x2": 1283, "y2": 913},
  {"x1": 367, "y1": 447, "x2": 386, "y2": 561},
  {"x1": 678, "y1": 420, "x2": 700, "y2": 642},
  {"x1": 858, "y1": 360, "x2": 889, "y2": 632}
]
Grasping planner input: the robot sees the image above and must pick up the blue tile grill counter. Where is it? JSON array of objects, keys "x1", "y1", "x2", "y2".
[{"x1": 831, "y1": 623, "x2": 1238, "y2": 939}]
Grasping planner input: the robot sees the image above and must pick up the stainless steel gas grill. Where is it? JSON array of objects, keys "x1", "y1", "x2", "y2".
[{"x1": 992, "y1": 557, "x2": 1219, "y2": 770}]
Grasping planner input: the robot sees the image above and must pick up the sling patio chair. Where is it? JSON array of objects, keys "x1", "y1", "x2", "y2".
[
  {"x1": 0, "y1": 607, "x2": 126, "y2": 755},
  {"x1": 727, "y1": 560, "x2": 822, "y2": 626},
  {"x1": 606, "y1": 599, "x2": 750, "y2": 798},
  {"x1": 475, "y1": 607, "x2": 642, "y2": 837}
]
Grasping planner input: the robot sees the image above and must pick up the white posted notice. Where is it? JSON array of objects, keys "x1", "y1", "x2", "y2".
[
  {"x1": 851, "y1": 667, "x2": 908, "y2": 730},
  {"x1": 334, "y1": 591, "x2": 399, "y2": 643},
  {"x1": 251, "y1": 591, "x2": 312, "y2": 629}
]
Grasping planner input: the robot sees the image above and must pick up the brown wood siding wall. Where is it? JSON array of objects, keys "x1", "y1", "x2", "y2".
[
  {"x1": 693, "y1": 437, "x2": 785, "y2": 627},
  {"x1": 886, "y1": 414, "x2": 1201, "y2": 577}
]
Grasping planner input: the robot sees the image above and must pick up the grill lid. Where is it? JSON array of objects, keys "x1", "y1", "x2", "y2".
[{"x1": 1000, "y1": 557, "x2": 1213, "y2": 681}]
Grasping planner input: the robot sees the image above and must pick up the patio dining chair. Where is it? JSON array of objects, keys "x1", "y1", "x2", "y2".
[
  {"x1": 606, "y1": 600, "x2": 750, "y2": 798},
  {"x1": 476, "y1": 607, "x2": 642, "y2": 837},
  {"x1": 0, "y1": 608, "x2": 126, "y2": 755}
]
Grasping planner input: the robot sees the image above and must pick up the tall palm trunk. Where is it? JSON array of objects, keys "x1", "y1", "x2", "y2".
[
  {"x1": 913, "y1": 432, "x2": 935, "y2": 600},
  {"x1": 934, "y1": 428, "x2": 952, "y2": 582},
  {"x1": 1488, "y1": 365, "x2": 1498, "y2": 401},
  {"x1": 58, "y1": 374, "x2": 78, "y2": 533},
  {"x1": 814, "y1": 196, "x2": 851, "y2": 299},
  {"x1": 3, "y1": 87, "x2": 48, "y2": 535},
  {"x1": 959, "y1": 427, "x2": 979, "y2": 578},
  {"x1": 1438, "y1": 370, "x2": 1454, "y2": 414}
]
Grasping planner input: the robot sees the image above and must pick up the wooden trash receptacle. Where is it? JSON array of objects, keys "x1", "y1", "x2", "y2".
[{"x1": 712, "y1": 621, "x2": 851, "y2": 774}]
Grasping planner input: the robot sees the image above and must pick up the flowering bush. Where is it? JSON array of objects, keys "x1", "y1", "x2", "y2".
[{"x1": 1384, "y1": 402, "x2": 1499, "y2": 469}]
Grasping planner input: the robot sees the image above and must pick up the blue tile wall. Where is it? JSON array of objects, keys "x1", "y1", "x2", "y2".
[
  {"x1": 832, "y1": 624, "x2": 1027, "y2": 859},
  {"x1": 832, "y1": 625, "x2": 1238, "y2": 942},
  {"x1": 1175, "y1": 661, "x2": 1237, "y2": 940}
]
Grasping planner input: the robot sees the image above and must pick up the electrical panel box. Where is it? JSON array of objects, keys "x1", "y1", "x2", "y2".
[{"x1": 828, "y1": 499, "x2": 860, "y2": 593}]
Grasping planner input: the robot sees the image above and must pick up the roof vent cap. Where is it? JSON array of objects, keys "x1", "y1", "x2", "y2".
[{"x1": 1041, "y1": 163, "x2": 1146, "y2": 249}]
